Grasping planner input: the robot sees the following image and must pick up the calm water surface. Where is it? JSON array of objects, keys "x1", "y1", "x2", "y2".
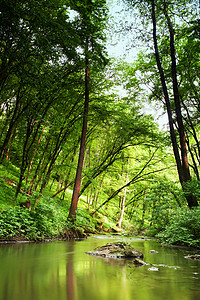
[{"x1": 0, "y1": 235, "x2": 200, "y2": 300}]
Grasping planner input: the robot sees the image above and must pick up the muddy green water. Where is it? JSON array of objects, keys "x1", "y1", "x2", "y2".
[{"x1": 0, "y1": 236, "x2": 200, "y2": 300}]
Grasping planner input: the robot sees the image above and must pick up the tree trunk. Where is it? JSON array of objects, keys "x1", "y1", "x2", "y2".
[
  {"x1": 163, "y1": 0, "x2": 191, "y2": 182},
  {"x1": 68, "y1": 56, "x2": 89, "y2": 221},
  {"x1": 151, "y1": 0, "x2": 198, "y2": 208},
  {"x1": 117, "y1": 189, "x2": 126, "y2": 229},
  {"x1": 117, "y1": 157, "x2": 129, "y2": 229},
  {"x1": 14, "y1": 120, "x2": 32, "y2": 201}
]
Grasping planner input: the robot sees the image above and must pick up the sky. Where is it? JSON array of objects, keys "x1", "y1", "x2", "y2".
[{"x1": 106, "y1": 0, "x2": 141, "y2": 61}]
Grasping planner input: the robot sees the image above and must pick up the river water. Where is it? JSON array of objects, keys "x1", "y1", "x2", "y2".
[{"x1": 0, "y1": 235, "x2": 200, "y2": 300}]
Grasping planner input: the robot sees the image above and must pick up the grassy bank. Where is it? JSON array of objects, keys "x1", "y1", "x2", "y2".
[
  {"x1": 0, "y1": 164, "x2": 122, "y2": 242},
  {"x1": 1, "y1": 163, "x2": 200, "y2": 248}
]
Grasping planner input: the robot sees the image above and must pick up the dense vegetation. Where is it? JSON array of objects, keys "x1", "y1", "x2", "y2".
[{"x1": 0, "y1": 0, "x2": 199, "y2": 248}]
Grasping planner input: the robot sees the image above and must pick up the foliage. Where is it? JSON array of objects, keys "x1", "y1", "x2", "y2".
[
  {"x1": 0, "y1": 197, "x2": 69, "y2": 240},
  {"x1": 183, "y1": 178, "x2": 200, "y2": 200},
  {"x1": 0, "y1": 0, "x2": 199, "y2": 246},
  {"x1": 0, "y1": 205, "x2": 38, "y2": 240},
  {"x1": 122, "y1": 0, "x2": 200, "y2": 208},
  {"x1": 0, "y1": 164, "x2": 19, "y2": 205},
  {"x1": 0, "y1": 191, "x2": 112, "y2": 240},
  {"x1": 75, "y1": 207, "x2": 96, "y2": 233},
  {"x1": 156, "y1": 207, "x2": 200, "y2": 248},
  {"x1": 145, "y1": 179, "x2": 184, "y2": 227},
  {"x1": 32, "y1": 198, "x2": 68, "y2": 238}
]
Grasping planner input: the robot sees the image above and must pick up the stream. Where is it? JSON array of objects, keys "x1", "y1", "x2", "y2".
[{"x1": 0, "y1": 235, "x2": 200, "y2": 300}]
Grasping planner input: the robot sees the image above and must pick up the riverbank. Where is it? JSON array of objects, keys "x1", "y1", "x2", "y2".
[
  {"x1": 0, "y1": 218, "x2": 122, "y2": 244},
  {"x1": 0, "y1": 196, "x2": 125, "y2": 243},
  {"x1": 0, "y1": 228, "x2": 88, "y2": 243},
  {"x1": 1, "y1": 165, "x2": 200, "y2": 250}
]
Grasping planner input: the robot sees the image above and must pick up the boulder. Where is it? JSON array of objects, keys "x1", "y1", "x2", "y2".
[{"x1": 86, "y1": 241, "x2": 143, "y2": 259}]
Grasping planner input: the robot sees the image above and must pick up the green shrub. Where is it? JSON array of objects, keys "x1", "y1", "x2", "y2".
[
  {"x1": 156, "y1": 207, "x2": 200, "y2": 248},
  {"x1": 183, "y1": 179, "x2": 200, "y2": 200},
  {"x1": 31, "y1": 197, "x2": 68, "y2": 238},
  {"x1": 145, "y1": 203, "x2": 174, "y2": 236},
  {"x1": 0, "y1": 197, "x2": 69, "y2": 240},
  {"x1": 76, "y1": 207, "x2": 96, "y2": 232},
  {"x1": 0, "y1": 205, "x2": 37, "y2": 240}
]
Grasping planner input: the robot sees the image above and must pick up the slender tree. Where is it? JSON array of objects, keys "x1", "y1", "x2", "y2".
[
  {"x1": 68, "y1": 0, "x2": 108, "y2": 220},
  {"x1": 151, "y1": 0, "x2": 198, "y2": 207},
  {"x1": 68, "y1": 52, "x2": 90, "y2": 220},
  {"x1": 123, "y1": 0, "x2": 199, "y2": 207}
]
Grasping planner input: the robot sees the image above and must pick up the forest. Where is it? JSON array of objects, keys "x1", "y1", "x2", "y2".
[{"x1": 0, "y1": 0, "x2": 200, "y2": 248}]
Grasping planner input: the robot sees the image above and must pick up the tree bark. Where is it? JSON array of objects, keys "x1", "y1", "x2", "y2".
[
  {"x1": 68, "y1": 56, "x2": 89, "y2": 220},
  {"x1": 117, "y1": 157, "x2": 129, "y2": 229},
  {"x1": 151, "y1": 0, "x2": 198, "y2": 208},
  {"x1": 163, "y1": 0, "x2": 191, "y2": 182}
]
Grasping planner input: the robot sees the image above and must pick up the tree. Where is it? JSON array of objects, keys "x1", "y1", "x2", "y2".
[
  {"x1": 123, "y1": 0, "x2": 199, "y2": 208},
  {"x1": 67, "y1": 0, "x2": 108, "y2": 220},
  {"x1": 68, "y1": 50, "x2": 90, "y2": 220},
  {"x1": 117, "y1": 156, "x2": 129, "y2": 229},
  {"x1": 0, "y1": 0, "x2": 89, "y2": 202}
]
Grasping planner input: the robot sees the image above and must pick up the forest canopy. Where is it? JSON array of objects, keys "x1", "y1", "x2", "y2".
[{"x1": 0, "y1": 0, "x2": 199, "y2": 246}]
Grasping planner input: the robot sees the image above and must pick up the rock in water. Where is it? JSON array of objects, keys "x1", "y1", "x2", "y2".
[
  {"x1": 148, "y1": 267, "x2": 159, "y2": 271},
  {"x1": 184, "y1": 254, "x2": 200, "y2": 261},
  {"x1": 149, "y1": 250, "x2": 158, "y2": 254},
  {"x1": 85, "y1": 241, "x2": 143, "y2": 259}
]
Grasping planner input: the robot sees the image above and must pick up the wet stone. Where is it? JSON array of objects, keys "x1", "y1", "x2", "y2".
[
  {"x1": 149, "y1": 250, "x2": 158, "y2": 254},
  {"x1": 184, "y1": 254, "x2": 200, "y2": 261},
  {"x1": 148, "y1": 267, "x2": 159, "y2": 271},
  {"x1": 85, "y1": 241, "x2": 144, "y2": 259}
]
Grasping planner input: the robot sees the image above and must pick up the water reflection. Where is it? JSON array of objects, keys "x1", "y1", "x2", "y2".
[
  {"x1": 67, "y1": 241, "x2": 75, "y2": 300},
  {"x1": 0, "y1": 237, "x2": 200, "y2": 300}
]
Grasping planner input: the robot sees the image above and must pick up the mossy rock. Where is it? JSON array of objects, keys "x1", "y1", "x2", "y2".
[{"x1": 86, "y1": 241, "x2": 143, "y2": 259}]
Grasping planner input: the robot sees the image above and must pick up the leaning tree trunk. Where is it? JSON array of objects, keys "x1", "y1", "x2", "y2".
[{"x1": 68, "y1": 55, "x2": 89, "y2": 221}]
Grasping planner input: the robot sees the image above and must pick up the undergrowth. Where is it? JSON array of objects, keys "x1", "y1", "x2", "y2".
[
  {"x1": 156, "y1": 207, "x2": 200, "y2": 248},
  {"x1": 0, "y1": 197, "x2": 70, "y2": 241}
]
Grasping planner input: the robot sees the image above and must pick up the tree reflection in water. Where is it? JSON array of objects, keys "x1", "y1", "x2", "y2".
[{"x1": 66, "y1": 241, "x2": 76, "y2": 300}]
